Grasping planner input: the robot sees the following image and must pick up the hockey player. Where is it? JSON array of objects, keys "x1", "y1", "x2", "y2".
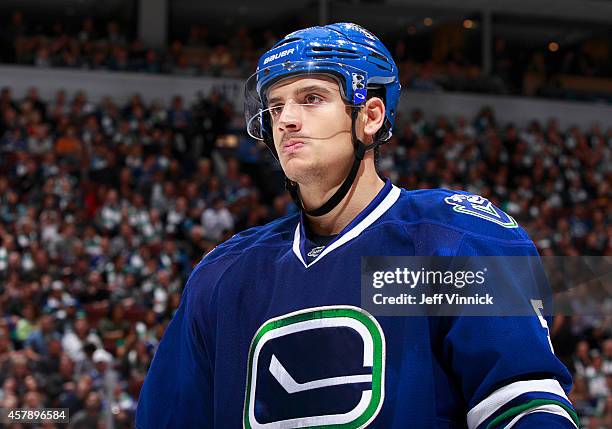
[{"x1": 136, "y1": 23, "x2": 577, "y2": 428}]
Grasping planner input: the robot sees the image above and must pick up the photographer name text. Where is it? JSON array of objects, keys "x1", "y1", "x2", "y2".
[{"x1": 373, "y1": 293, "x2": 493, "y2": 305}]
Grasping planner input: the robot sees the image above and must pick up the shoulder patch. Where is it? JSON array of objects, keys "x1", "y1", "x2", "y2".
[{"x1": 444, "y1": 193, "x2": 518, "y2": 229}]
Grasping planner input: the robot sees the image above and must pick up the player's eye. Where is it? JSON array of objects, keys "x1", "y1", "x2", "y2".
[
  {"x1": 269, "y1": 105, "x2": 284, "y2": 119},
  {"x1": 304, "y1": 94, "x2": 323, "y2": 105}
]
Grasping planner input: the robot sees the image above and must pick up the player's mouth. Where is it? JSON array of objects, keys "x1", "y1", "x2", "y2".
[{"x1": 281, "y1": 139, "x2": 305, "y2": 154}]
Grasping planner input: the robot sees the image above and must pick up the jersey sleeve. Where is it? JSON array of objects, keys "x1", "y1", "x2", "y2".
[
  {"x1": 135, "y1": 263, "x2": 215, "y2": 429},
  {"x1": 441, "y1": 233, "x2": 578, "y2": 429}
]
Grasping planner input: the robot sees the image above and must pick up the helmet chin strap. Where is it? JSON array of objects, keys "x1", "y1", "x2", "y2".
[{"x1": 285, "y1": 108, "x2": 379, "y2": 217}]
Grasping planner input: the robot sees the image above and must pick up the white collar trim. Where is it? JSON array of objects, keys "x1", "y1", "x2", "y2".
[{"x1": 292, "y1": 185, "x2": 401, "y2": 268}]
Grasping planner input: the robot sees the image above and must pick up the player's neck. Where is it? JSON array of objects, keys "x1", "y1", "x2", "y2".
[{"x1": 302, "y1": 165, "x2": 385, "y2": 236}]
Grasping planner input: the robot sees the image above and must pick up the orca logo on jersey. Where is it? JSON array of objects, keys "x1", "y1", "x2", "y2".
[
  {"x1": 243, "y1": 306, "x2": 385, "y2": 429},
  {"x1": 444, "y1": 193, "x2": 519, "y2": 228}
]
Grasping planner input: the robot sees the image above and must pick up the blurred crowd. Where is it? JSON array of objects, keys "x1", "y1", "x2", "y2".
[
  {"x1": 0, "y1": 84, "x2": 609, "y2": 427},
  {"x1": 380, "y1": 107, "x2": 610, "y2": 257},
  {"x1": 0, "y1": 85, "x2": 291, "y2": 428},
  {"x1": 2, "y1": 11, "x2": 612, "y2": 102},
  {"x1": 0, "y1": 15, "x2": 610, "y2": 427},
  {"x1": 1, "y1": 11, "x2": 269, "y2": 79}
]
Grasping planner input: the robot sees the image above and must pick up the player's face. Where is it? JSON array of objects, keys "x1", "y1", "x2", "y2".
[{"x1": 267, "y1": 76, "x2": 354, "y2": 186}]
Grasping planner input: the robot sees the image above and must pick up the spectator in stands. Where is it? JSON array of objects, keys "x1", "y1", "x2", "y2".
[
  {"x1": 604, "y1": 339, "x2": 612, "y2": 374},
  {"x1": 54, "y1": 125, "x2": 82, "y2": 163},
  {"x1": 586, "y1": 350, "x2": 610, "y2": 402},
  {"x1": 201, "y1": 197, "x2": 234, "y2": 241},
  {"x1": 62, "y1": 317, "x2": 103, "y2": 364},
  {"x1": 69, "y1": 391, "x2": 103, "y2": 429}
]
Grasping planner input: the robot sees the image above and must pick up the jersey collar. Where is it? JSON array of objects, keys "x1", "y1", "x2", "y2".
[{"x1": 292, "y1": 179, "x2": 401, "y2": 268}]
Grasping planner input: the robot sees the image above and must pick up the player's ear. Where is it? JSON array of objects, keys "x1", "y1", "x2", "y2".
[{"x1": 362, "y1": 97, "x2": 385, "y2": 139}]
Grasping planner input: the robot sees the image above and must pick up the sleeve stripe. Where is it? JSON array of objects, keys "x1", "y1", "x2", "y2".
[
  {"x1": 502, "y1": 404, "x2": 578, "y2": 429},
  {"x1": 467, "y1": 379, "x2": 569, "y2": 429},
  {"x1": 484, "y1": 399, "x2": 579, "y2": 429}
]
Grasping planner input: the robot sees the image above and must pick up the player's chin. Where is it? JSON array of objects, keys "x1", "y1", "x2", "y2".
[
  {"x1": 281, "y1": 160, "x2": 315, "y2": 183},
  {"x1": 279, "y1": 150, "x2": 310, "y2": 169}
]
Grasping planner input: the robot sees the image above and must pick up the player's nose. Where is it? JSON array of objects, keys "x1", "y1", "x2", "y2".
[{"x1": 277, "y1": 100, "x2": 302, "y2": 132}]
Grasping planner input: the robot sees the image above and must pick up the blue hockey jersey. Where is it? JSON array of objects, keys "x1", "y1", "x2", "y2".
[{"x1": 136, "y1": 180, "x2": 578, "y2": 428}]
